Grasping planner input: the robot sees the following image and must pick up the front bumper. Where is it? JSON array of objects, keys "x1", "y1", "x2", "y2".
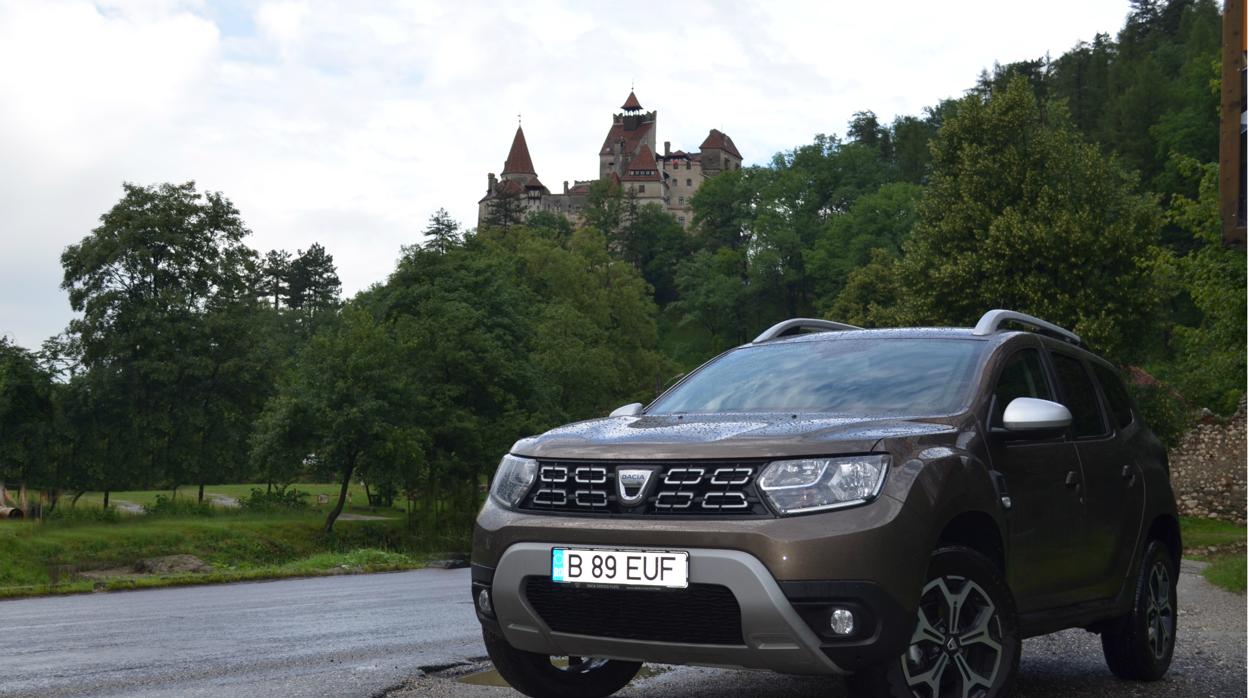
[{"x1": 474, "y1": 543, "x2": 913, "y2": 675}]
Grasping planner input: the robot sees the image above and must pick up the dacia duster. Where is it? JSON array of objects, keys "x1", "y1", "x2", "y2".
[{"x1": 471, "y1": 310, "x2": 1180, "y2": 698}]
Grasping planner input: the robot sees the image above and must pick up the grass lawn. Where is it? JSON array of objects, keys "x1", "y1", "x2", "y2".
[
  {"x1": 1179, "y1": 516, "x2": 1246, "y2": 594},
  {"x1": 0, "y1": 510, "x2": 469, "y2": 599},
  {"x1": 70, "y1": 483, "x2": 405, "y2": 514}
]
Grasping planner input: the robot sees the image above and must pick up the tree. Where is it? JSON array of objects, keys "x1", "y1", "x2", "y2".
[
  {"x1": 877, "y1": 79, "x2": 1165, "y2": 362},
  {"x1": 254, "y1": 307, "x2": 423, "y2": 533},
  {"x1": 0, "y1": 338, "x2": 55, "y2": 490},
  {"x1": 809, "y1": 182, "x2": 922, "y2": 308},
  {"x1": 483, "y1": 185, "x2": 525, "y2": 231},
  {"x1": 423, "y1": 208, "x2": 461, "y2": 254},
  {"x1": 259, "y1": 249, "x2": 292, "y2": 308},
  {"x1": 1152, "y1": 158, "x2": 1246, "y2": 413},
  {"x1": 60, "y1": 182, "x2": 260, "y2": 495},
  {"x1": 288, "y1": 243, "x2": 342, "y2": 313}
]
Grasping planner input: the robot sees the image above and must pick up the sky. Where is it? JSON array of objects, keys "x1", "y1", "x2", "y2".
[{"x1": 0, "y1": 0, "x2": 1133, "y2": 350}]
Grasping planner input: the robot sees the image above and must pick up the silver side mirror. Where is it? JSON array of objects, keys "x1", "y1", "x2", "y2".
[
  {"x1": 1003, "y1": 397, "x2": 1072, "y2": 431},
  {"x1": 609, "y1": 402, "x2": 643, "y2": 418}
]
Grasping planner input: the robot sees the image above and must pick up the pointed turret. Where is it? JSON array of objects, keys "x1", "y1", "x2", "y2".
[
  {"x1": 621, "y1": 90, "x2": 643, "y2": 112},
  {"x1": 501, "y1": 125, "x2": 537, "y2": 176}
]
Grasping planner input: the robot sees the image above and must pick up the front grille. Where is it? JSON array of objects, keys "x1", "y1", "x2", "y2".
[
  {"x1": 519, "y1": 460, "x2": 771, "y2": 517},
  {"x1": 524, "y1": 577, "x2": 745, "y2": 645}
]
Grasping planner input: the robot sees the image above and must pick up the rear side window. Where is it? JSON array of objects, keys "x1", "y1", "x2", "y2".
[
  {"x1": 1052, "y1": 353, "x2": 1108, "y2": 438},
  {"x1": 1091, "y1": 363, "x2": 1134, "y2": 429},
  {"x1": 991, "y1": 350, "x2": 1052, "y2": 427}
]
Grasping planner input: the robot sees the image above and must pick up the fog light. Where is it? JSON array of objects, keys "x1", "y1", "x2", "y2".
[
  {"x1": 830, "y1": 607, "x2": 855, "y2": 636},
  {"x1": 477, "y1": 588, "x2": 493, "y2": 616}
]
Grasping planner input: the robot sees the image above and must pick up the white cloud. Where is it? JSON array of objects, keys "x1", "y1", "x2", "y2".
[{"x1": 0, "y1": 0, "x2": 1131, "y2": 349}]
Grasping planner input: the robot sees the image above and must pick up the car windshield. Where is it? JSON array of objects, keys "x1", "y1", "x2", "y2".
[{"x1": 648, "y1": 338, "x2": 985, "y2": 416}]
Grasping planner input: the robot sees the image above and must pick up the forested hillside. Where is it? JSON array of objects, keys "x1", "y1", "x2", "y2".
[{"x1": 0, "y1": 0, "x2": 1240, "y2": 528}]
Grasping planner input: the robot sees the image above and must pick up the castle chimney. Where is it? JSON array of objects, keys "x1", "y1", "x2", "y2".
[
  {"x1": 488, "y1": 172, "x2": 497, "y2": 193},
  {"x1": 563, "y1": 181, "x2": 569, "y2": 194},
  {"x1": 664, "y1": 141, "x2": 670, "y2": 156}
]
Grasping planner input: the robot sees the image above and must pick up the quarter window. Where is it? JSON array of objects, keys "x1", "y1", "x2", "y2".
[
  {"x1": 1091, "y1": 363, "x2": 1134, "y2": 429},
  {"x1": 991, "y1": 350, "x2": 1052, "y2": 427},
  {"x1": 1052, "y1": 353, "x2": 1108, "y2": 438}
]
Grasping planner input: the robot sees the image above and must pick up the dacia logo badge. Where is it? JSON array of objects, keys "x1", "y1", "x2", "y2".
[{"x1": 616, "y1": 468, "x2": 657, "y2": 506}]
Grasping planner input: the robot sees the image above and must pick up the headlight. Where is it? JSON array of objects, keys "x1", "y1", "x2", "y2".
[
  {"x1": 489, "y1": 454, "x2": 538, "y2": 508},
  {"x1": 758, "y1": 455, "x2": 889, "y2": 515}
]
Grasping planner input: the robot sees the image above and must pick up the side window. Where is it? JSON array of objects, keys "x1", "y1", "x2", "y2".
[
  {"x1": 1052, "y1": 353, "x2": 1108, "y2": 438},
  {"x1": 1091, "y1": 363, "x2": 1134, "y2": 429},
  {"x1": 991, "y1": 350, "x2": 1052, "y2": 427}
]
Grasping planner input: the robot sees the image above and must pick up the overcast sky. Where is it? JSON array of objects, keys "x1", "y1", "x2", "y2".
[{"x1": 0, "y1": 0, "x2": 1133, "y2": 350}]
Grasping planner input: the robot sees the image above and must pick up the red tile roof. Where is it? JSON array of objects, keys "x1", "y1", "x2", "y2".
[
  {"x1": 502, "y1": 125, "x2": 537, "y2": 175},
  {"x1": 621, "y1": 90, "x2": 642, "y2": 111},
  {"x1": 599, "y1": 119, "x2": 654, "y2": 157},
  {"x1": 699, "y1": 129, "x2": 742, "y2": 159},
  {"x1": 621, "y1": 145, "x2": 661, "y2": 181}
]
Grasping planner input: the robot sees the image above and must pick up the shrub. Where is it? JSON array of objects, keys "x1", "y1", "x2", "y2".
[
  {"x1": 44, "y1": 505, "x2": 121, "y2": 526},
  {"x1": 240, "y1": 486, "x2": 309, "y2": 512},
  {"x1": 144, "y1": 494, "x2": 216, "y2": 518},
  {"x1": 1129, "y1": 382, "x2": 1193, "y2": 450}
]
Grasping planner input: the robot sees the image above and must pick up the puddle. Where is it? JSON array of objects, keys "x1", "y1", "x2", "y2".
[{"x1": 457, "y1": 662, "x2": 669, "y2": 687}]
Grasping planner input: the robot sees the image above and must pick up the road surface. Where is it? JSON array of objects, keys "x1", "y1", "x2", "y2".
[{"x1": 0, "y1": 561, "x2": 1242, "y2": 697}]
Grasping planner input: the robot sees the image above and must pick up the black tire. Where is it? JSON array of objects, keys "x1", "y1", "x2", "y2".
[
  {"x1": 1100, "y1": 540, "x2": 1177, "y2": 681},
  {"x1": 482, "y1": 628, "x2": 641, "y2": 698},
  {"x1": 850, "y1": 545, "x2": 1020, "y2": 698}
]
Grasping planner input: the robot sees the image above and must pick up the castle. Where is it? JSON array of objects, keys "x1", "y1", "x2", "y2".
[{"x1": 478, "y1": 90, "x2": 742, "y2": 229}]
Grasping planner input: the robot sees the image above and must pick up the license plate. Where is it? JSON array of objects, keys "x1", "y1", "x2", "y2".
[{"x1": 551, "y1": 548, "x2": 689, "y2": 588}]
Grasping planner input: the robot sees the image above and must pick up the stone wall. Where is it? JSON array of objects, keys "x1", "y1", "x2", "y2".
[{"x1": 1169, "y1": 398, "x2": 1247, "y2": 525}]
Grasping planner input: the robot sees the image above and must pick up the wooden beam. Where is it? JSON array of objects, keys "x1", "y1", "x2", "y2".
[{"x1": 1219, "y1": 0, "x2": 1246, "y2": 249}]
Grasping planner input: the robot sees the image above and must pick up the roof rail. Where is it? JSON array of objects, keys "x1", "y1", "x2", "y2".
[
  {"x1": 972, "y1": 309, "x2": 1083, "y2": 346},
  {"x1": 752, "y1": 318, "x2": 861, "y2": 344}
]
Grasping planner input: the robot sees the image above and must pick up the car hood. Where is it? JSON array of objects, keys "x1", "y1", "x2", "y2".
[{"x1": 510, "y1": 412, "x2": 957, "y2": 460}]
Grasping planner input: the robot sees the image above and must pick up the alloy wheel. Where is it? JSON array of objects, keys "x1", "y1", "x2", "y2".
[
  {"x1": 901, "y1": 575, "x2": 1004, "y2": 698},
  {"x1": 1145, "y1": 562, "x2": 1174, "y2": 660}
]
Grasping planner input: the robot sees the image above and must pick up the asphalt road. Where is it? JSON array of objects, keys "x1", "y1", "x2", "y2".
[
  {"x1": 0, "y1": 569, "x2": 479, "y2": 697},
  {"x1": 0, "y1": 561, "x2": 1242, "y2": 698}
]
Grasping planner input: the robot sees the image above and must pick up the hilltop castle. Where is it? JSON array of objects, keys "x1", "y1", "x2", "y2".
[{"x1": 478, "y1": 90, "x2": 742, "y2": 229}]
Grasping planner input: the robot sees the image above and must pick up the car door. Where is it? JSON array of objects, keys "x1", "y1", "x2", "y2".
[
  {"x1": 984, "y1": 345, "x2": 1088, "y2": 612},
  {"x1": 1050, "y1": 353, "x2": 1147, "y2": 599}
]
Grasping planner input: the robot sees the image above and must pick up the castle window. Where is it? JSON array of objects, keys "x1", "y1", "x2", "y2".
[
  {"x1": 678, "y1": 196, "x2": 684, "y2": 205},
  {"x1": 638, "y1": 184, "x2": 646, "y2": 193},
  {"x1": 686, "y1": 178, "x2": 692, "y2": 186},
  {"x1": 678, "y1": 216, "x2": 686, "y2": 225}
]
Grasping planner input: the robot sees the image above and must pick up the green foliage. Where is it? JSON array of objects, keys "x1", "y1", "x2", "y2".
[
  {"x1": 422, "y1": 208, "x2": 462, "y2": 254},
  {"x1": 1127, "y1": 381, "x2": 1192, "y2": 449},
  {"x1": 0, "y1": 338, "x2": 55, "y2": 485},
  {"x1": 870, "y1": 79, "x2": 1165, "y2": 363},
  {"x1": 1151, "y1": 158, "x2": 1246, "y2": 413},
  {"x1": 144, "y1": 494, "x2": 217, "y2": 518},
  {"x1": 809, "y1": 182, "x2": 922, "y2": 306},
  {"x1": 43, "y1": 505, "x2": 121, "y2": 526},
  {"x1": 240, "y1": 486, "x2": 310, "y2": 511}
]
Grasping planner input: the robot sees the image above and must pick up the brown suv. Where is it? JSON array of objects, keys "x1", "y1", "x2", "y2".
[{"x1": 471, "y1": 310, "x2": 1180, "y2": 698}]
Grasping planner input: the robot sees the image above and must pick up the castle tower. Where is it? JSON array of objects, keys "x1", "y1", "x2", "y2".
[
  {"x1": 501, "y1": 125, "x2": 537, "y2": 180},
  {"x1": 479, "y1": 124, "x2": 551, "y2": 225},
  {"x1": 698, "y1": 128, "x2": 742, "y2": 175},
  {"x1": 599, "y1": 90, "x2": 658, "y2": 179}
]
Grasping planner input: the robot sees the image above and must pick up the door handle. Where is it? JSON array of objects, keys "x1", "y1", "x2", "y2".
[
  {"x1": 1065, "y1": 471, "x2": 1080, "y2": 487},
  {"x1": 1122, "y1": 465, "x2": 1137, "y2": 486}
]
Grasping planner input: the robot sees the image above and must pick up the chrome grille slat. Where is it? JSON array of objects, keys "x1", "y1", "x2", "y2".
[{"x1": 520, "y1": 462, "x2": 768, "y2": 516}]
